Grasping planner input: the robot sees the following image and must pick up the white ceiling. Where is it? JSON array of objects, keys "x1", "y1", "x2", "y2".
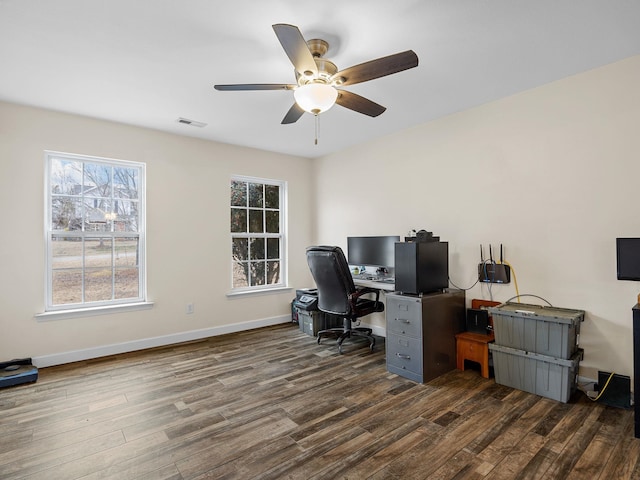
[{"x1": 1, "y1": 1, "x2": 640, "y2": 159}]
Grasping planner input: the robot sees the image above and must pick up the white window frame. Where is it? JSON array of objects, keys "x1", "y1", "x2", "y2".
[
  {"x1": 230, "y1": 175, "x2": 287, "y2": 294},
  {"x1": 44, "y1": 151, "x2": 146, "y2": 312}
]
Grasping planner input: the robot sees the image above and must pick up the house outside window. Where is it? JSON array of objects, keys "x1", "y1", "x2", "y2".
[
  {"x1": 230, "y1": 175, "x2": 286, "y2": 291},
  {"x1": 45, "y1": 151, "x2": 146, "y2": 310}
]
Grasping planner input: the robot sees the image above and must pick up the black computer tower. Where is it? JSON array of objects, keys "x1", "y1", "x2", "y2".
[{"x1": 395, "y1": 241, "x2": 448, "y2": 294}]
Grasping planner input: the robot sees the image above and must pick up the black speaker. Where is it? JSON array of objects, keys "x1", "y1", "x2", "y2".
[{"x1": 395, "y1": 241, "x2": 448, "y2": 294}]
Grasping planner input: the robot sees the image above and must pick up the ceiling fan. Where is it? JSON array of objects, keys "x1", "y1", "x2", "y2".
[{"x1": 214, "y1": 24, "x2": 419, "y2": 125}]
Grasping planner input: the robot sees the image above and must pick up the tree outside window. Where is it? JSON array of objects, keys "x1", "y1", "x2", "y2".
[
  {"x1": 46, "y1": 152, "x2": 145, "y2": 310},
  {"x1": 231, "y1": 176, "x2": 285, "y2": 290}
]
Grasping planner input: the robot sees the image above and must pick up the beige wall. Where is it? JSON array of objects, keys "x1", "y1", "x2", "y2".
[
  {"x1": 313, "y1": 56, "x2": 640, "y2": 380},
  {"x1": 2, "y1": 56, "x2": 639, "y2": 381},
  {"x1": 0, "y1": 101, "x2": 315, "y2": 364}
]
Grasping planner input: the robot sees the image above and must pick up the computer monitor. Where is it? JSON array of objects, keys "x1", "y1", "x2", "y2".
[
  {"x1": 347, "y1": 236, "x2": 400, "y2": 268},
  {"x1": 617, "y1": 238, "x2": 640, "y2": 281}
]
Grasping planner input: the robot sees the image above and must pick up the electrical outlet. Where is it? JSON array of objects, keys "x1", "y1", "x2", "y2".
[
  {"x1": 186, "y1": 303, "x2": 194, "y2": 314},
  {"x1": 478, "y1": 263, "x2": 511, "y2": 283}
]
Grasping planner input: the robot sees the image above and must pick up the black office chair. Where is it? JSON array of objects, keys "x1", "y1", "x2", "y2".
[{"x1": 306, "y1": 245, "x2": 384, "y2": 353}]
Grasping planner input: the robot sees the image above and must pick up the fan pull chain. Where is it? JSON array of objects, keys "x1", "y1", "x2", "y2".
[{"x1": 314, "y1": 114, "x2": 319, "y2": 145}]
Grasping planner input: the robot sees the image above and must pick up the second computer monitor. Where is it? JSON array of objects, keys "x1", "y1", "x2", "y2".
[{"x1": 347, "y1": 236, "x2": 400, "y2": 268}]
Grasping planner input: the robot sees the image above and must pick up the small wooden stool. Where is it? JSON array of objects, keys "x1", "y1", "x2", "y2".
[{"x1": 455, "y1": 331, "x2": 494, "y2": 378}]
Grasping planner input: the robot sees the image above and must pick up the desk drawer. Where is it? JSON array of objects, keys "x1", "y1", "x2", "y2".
[
  {"x1": 386, "y1": 296, "x2": 422, "y2": 337},
  {"x1": 386, "y1": 333, "x2": 422, "y2": 375}
]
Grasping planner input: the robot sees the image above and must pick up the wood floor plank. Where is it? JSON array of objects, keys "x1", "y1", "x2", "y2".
[
  {"x1": 599, "y1": 413, "x2": 640, "y2": 479},
  {"x1": 1, "y1": 323, "x2": 638, "y2": 480}
]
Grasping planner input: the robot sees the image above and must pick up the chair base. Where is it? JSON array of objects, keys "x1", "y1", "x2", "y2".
[{"x1": 317, "y1": 320, "x2": 376, "y2": 354}]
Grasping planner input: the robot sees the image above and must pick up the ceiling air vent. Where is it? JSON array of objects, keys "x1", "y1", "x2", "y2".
[{"x1": 177, "y1": 117, "x2": 207, "y2": 128}]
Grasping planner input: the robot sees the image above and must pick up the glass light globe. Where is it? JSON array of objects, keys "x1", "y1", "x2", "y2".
[{"x1": 294, "y1": 83, "x2": 338, "y2": 115}]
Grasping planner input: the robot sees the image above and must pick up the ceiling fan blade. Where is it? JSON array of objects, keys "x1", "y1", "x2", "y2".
[
  {"x1": 281, "y1": 103, "x2": 305, "y2": 124},
  {"x1": 272, "y1": 24, "x2": 318, "y2": 77},
  {"x1": 336, "y1": 90, "x2": 386, "y2": 117},
  {"x1": 332, "y1": 50, "x2": 418, "y2": 86},
  {"x1": 214, "y1": 84, "x2": 295, "y2": 91}
]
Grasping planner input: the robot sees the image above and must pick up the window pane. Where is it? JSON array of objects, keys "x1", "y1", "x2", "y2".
[
  {"x1": 265, "y1": 211, "x2": 279, "y2": 233},
  {"x1": 233, "y1": 262, "x2": 249, "y2": 288},
  {"x1": 113, "y1": 200, "x2": 139, "y2": 232},
  {"x1": 232, "y1": 238, "x2": 248, "y2": 262},
  {"x1": 248, "y1": 183, "x2": 263, "y2": 208},
  {"x1": 51, "y1": 158, "x2": 82, "y2": 195},
  {"x1": 267, "y1": 238, "x2": 279, "y2": 260},
  {"x1": 113, "y1": 166, "x2": 139, "y2": 200},
  {"x1": 250, "y1": 238, "x2": 265, "y2": 260},
  {"x1": 231, "y1": 181, "x2": 247, "y2": 207},
  {"x1": 84, "y1": 198, "x2": 112, "y2": 231},
  {"x1": 248, "y1": 210, "x2": 263, "y2": 233},
  {"x1": 47, "y1": 153, "x2": 145, "y2": 311},
  {"x1": 52, "y1": 269, "x2": 83, "y2": 305},
  {"x1": 115, "y1": 267, "x2": 139, "y2": 299},
  {"x1": 115, "y1": 237, "x2": 139, "y2": 267},
  {"x1": 250, "y1": 261, "x2": 265, "y2": 286},
  {"x1": 231, "y1": 208, "x2": 247, "y2": 233},
  {"x1": 85, "y1": 268, "x2": 113, "y2": 302},
  {"x1": 84, "y1": 163, "x2": 112, "y2": 198},
  {"x1": 52, "y1": 197, "x2": 83, "y2": 231},
  {"x1": 265, "y1": 185, "x2": 279, "y2": 209},
  {"x1": 230, "y1": 176, "x2": 284, "y2": 292},
  {"x1": 52, "y1": 237, "x2": 83, "y2": 269},
  {"x1": 85, "y1": 238, "x2": 112, "y2": 267},
  {"x1": 267, "y1": 261, "x2": 280, "y2": 284}
]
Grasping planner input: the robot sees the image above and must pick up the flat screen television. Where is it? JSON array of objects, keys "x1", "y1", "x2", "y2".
[
  {"x1": 616, "y1": 238, "x2": 640, "y2": 281},
  {"x1": 347, "y1": 235, "x2": 400, "y2": 268}
]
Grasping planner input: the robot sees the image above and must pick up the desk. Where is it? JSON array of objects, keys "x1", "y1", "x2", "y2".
[{"x1": 352, "y1": 276, "x2": 395, "y2": 291}]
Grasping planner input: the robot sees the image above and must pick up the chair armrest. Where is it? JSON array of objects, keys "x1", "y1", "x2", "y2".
[{"x1": 349, "y1": 287, "x2": 381, "y2": 307}]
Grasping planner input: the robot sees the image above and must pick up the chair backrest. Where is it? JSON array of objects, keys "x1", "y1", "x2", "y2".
[{"x1": 306, "y1": 246, "x2": 356, "y2": 316}]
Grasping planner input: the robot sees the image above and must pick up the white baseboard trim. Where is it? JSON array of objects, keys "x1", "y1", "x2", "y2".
[
  {"x1": 578, "y1": 375, "x2": 597, "y2": 387},
  {"x1": 33, "y1": 315, "x2": 291, "y2": 368}
]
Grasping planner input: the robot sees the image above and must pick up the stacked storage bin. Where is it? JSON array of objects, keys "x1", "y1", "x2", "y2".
[{"x1": 488, "y1": 302, "x2": 585, "y2": 403}]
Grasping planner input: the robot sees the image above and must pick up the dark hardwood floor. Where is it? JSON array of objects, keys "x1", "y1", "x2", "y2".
[{"x1": 1, "y1": 323, "x2": 638, "y2": 479}]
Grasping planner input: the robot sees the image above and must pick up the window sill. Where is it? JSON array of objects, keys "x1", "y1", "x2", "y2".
[
  {"x1": 226, "y1": 286, "x2": 293, "y2": 298},
  {"x1": 35, "y1": 301, "x2": 154, "y2": 322}
]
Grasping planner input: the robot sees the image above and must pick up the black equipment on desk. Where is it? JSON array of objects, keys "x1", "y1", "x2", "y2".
[
  {"x1": 466, "y1": 308, "x2": 491, "y2": 334},
  {"x1": 395, "y1": 233, "x2": 448, "y2": 294}
]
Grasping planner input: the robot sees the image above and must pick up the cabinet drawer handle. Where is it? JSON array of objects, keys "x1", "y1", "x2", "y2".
[
  {"x1": 396, "y1": 353, "x2": 411, "y2": 360},
  {"x1": 396, "y1": 318, "x2": 411, "y2": 324}
]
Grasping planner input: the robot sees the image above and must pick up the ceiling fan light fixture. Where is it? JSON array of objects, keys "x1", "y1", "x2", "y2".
[{"x1": 294, "y1": 83, "x2": 338, "y2": 115}]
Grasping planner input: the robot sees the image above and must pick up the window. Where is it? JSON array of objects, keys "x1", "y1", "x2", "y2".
[
  {"x1": 230, "y1": 176, "x2": 286, "y2": 291},
  {"x1": 45, "y1": 151, "x2": 145, "y2": 311}
]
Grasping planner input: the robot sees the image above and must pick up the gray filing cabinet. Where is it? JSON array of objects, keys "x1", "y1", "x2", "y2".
[{"x1": 386, "y1": 289, "x2": 465, "y2": 383}]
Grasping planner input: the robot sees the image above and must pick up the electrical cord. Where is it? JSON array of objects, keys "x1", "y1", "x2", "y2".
[
  {"x1": 478, "y1": 259, "x2": 494, "y2": 301},
  {"x1": 501, "y1": 260, "x2": 520, "y2": 302},
  {"x1": 449, "y1": 257, "x2": 497, "y2": 291},
  {"x1": 448, "y1": 275, "x2": 480, "y2": 291},
  {"x1": 504, "y1": 294, "x2": 552, "y2": 306},
  {"x1": 587, "y1": 372, "x2": 616, "y2": 402}
]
